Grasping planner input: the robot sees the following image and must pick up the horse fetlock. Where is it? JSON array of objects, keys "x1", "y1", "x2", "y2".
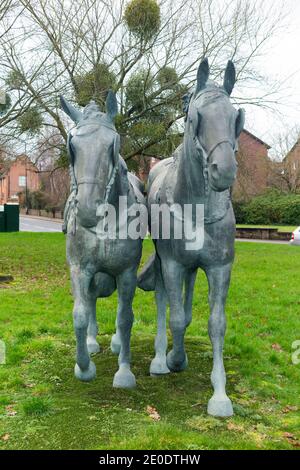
[
  {"x1": 87, "y1": 337, "x2": 100, "y2": 354},
  {"x1": 167, "y1": 349, "x2": 188, "y2": 372},
  {"x1": 211, "y1": 368, "x2": 226, "y2": 388},
  {"x1": 110, "y1": 334, "x2": 121, "y2": 355}
]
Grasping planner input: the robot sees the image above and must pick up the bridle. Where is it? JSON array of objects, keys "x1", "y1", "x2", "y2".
[
  {"x1": 206, "y1": 139, "x2": 236, "y2": 161},
  {"x1": 192, "y1": 135, "x2": 237, "y2": 196},
  {"x1": 69, "y1": 121, "x2": 119, "y2": 204}
]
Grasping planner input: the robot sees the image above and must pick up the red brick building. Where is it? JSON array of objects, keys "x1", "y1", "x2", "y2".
[
  {"x1": 0, "y1": 155, "x2": 40, "y2": 204},
  {"x1": 233, "y1": 129, "x2": 271, "y2": 200},
  {"x1": 135, "y1": 130, "x2": 271, "y2": 201},
  {"x1": 279, "y1": 138, "x2": 300, "y2": 192}
]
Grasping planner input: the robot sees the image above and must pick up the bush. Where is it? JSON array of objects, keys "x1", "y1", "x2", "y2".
[{"x1": 233, "y1": 190, "x2": 300, "y2": 225}]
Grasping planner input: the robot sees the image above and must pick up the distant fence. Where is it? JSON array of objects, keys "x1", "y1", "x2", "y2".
[{"x1": 20, "y1": 208, "x2": 63, "y2": 220}]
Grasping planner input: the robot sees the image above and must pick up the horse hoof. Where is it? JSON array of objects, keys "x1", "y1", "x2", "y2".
[
  {"x1": 207, "y1": 396, "x2": 233, "y2": 417},
  {"x1": 113, "y1": 366, "x2": 136, "y2": 389},
  {"x1": 74, "y1": 361, "x2": 96, "y2": 382},
  {"x1": 87, "y1": 339, "x2": 100, "y2": 354},
  {"x1": 110, "y1": 334, "x2": 121, "y2": 355},
  {"x1": 150, "y1": 357, "x2": 170, "y2": 376},
  {"x1": 166, "y1": 350, "x2": 188, "y2": 372}
]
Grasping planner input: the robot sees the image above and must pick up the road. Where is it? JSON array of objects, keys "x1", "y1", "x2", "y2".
[
  {"x1": 20, "y1": 216, "x2": 63, "y2": 232},
  {"x1": 19, "y1": 216, "x2": 291, "y2": 244}
]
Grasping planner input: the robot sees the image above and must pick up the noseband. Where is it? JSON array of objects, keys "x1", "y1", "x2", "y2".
[
  {"x1": 193, "y1": 136, "x2": 237, "y2": 196},
  {"x1": 206, "y1": 139, "x2": 236, "y2": 161}
]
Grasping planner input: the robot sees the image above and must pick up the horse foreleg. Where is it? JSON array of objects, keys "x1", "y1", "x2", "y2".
[
  {"x1": 113, "y1": 267, "x2": 137, "y2": 389},
  {"x1": 205, "y1": 263, "x2": 233, "y2": 417},
  {"x1": 71, "y1": 266, "x2": 96, "y2": 382},
  {"x1": 150, "y1": 256, "x2": 170, "y2": 376}
]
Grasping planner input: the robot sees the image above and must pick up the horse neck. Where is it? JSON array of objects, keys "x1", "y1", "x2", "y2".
[{"x1": 174, "y1": 126, "x2": 208, "y2": 204}]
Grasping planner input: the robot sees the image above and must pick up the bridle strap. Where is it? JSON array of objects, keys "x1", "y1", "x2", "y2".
[
  {"x1": 206, "y1": 139, "x2": 235, "y2": 160},
  {"x1": 77, "y1": 178, "x2": 102, "y2": 186}
]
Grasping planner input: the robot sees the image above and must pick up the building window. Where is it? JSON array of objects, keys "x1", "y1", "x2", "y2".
[{"x1": 19, "y1": 176, "x2": 26, "y2": 187}]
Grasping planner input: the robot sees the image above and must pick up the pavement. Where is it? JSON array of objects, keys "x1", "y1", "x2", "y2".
[
  {"x1": 20, "y1": 215, "x2": 63, "y2": 232},
  {"x1": 19, "y1": 215, "x2": 292, "y2": 244}
]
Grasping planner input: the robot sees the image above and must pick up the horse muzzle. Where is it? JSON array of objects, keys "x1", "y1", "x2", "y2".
[{"x1": 208, "y1": 145, "x2": 237, "y2": 192}]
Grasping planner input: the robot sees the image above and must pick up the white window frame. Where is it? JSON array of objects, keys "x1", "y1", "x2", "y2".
[{"x1": 19, "y1": 175, "x2": 26, "y2": 187}]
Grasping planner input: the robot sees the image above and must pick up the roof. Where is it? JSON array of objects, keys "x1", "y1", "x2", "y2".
[
  {"x1": 242, "y1": 129, "x2": 271, "y2": 149},
  {"x1": 284, "y1": 137, "x2": 300, "y2": 161}
]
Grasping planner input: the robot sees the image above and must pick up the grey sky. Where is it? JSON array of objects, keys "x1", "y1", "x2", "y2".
[{"x1": 244, "y1": 0, "x2": 300, "y2": 150}]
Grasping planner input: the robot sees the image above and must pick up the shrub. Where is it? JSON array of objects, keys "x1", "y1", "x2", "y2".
[{"x1": 233, "y1": 190, "x2": 300, "y2": 225}]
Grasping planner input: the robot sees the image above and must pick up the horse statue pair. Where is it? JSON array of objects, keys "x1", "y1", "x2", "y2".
[{"x1": 60, "y1": 57, "x2": 245, "y2": 417}]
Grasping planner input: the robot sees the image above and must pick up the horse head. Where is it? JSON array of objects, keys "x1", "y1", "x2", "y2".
[
  {"x1": 185, "y1": 58, "x2": 245, "y2": 192},
  {"x1": 60, "y1": 91, "x2": 120, "y2": 228}
]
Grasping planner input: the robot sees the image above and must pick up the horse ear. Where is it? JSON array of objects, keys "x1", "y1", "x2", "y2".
[
  {"x1": 106, "y1": 90, "x2": 118, "y2": 121},
  {"x1": 195, "y1": 58, "x2": 209, "y2": 94},
  {"x1": 236, "y1": 108, "x2": 245, "y2": 138},
  {"x1": 223, "y1": 60, "x2": 236, "y2": 96},
  {"x1": 60, "y1": 96, "x2": 82, "y2": 123}
]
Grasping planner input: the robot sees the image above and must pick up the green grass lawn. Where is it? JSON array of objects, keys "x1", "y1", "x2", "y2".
[{"x1": 0, "y1": 233, "x2": 299, "y2": 450}]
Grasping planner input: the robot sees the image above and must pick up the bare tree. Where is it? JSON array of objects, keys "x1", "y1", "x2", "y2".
[
  {"x1": 0, "y1": 0, "x2": 289, "y2": 165},
  {"x1": 269, "y1": 126, "x2": 300, "y2": 193}
]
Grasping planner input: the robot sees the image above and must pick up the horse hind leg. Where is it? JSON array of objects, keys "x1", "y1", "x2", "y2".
[
  {"x1": 111, "y1": 321, "x2": 121, "y2": 355},
  {"x1": 205, "y1": 263, "x2": 233, "y2": 417},
  {"x1": 89, "y1": 273, "x2": 119, "y2": 354},
  {"x1": 150, "y1": 255, "x2": 170, "y2": 376},
  {"x1": 160, "y1": 258, "x2": 187, "y2": 372},
  {"x1": 184, "y1": 270, "x2": 197, "y2": 328}
]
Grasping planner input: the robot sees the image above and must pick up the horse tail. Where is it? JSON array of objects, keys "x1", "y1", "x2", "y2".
[{"x1": 137, "y1": 253, "x2": 157, "y2": 291}]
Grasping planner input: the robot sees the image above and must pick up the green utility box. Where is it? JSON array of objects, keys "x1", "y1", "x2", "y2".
[
  {"x1": 5, "y1": 203, "x2": 19, "y2": 232},
  {"x1": 0, "y1": 203, "x2": 20, "y2": 232},
  {"x1": 0, "y1": 205, "x2": 5, "y2": 232}
]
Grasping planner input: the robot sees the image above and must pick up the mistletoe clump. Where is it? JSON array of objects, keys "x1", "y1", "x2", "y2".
[{"x1": 124, "y1": 0, "x2": 160, "y2": 42}]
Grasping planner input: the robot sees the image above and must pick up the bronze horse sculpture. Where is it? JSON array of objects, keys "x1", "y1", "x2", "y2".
[
  {"x1": 61, "y1": 91, "x2": 145, "y2": 389},
  {"x1": 138, "y1": 58, "x2": 245, "y2": 417}
]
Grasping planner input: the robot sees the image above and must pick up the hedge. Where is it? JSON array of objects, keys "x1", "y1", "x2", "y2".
[{"x1": 232, "y1": 191, "x2": 300, "y2": 225}]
